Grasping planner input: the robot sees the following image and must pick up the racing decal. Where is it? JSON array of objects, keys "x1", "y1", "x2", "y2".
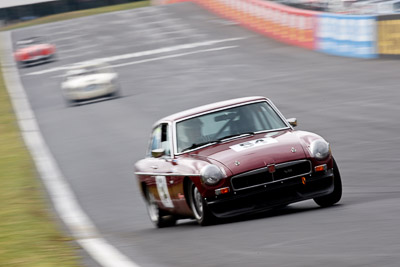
[
  {"x1": 230, "y1": 137, "x2": 277, "y2": 152},
  {"x1": 155, "y1": 175, "x2": 174, "y2": 208}
]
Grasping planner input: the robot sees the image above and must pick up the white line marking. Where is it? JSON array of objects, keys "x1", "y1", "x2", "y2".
[
  {"x1": 25, "y1": 37, "x2": 246, "y2": 76},
  {"x1": 109, "y1": 20, "x2": 129, "y2": 24},
  {"x1": 109, "y1": 46, "x2": 238, "y2": 68},
  {"x1": 58, "y1": 50, "x2": 97, "y2": 60},
  {"x1": 162, "y1": 36, "x2": 193, "y2": 41},
  {"x1": 60, "y1": 44, "x2": 98, "y2": 54},
  {"x1": 54, "y1": 43, "x2": 74, "y2": 48},
  {"x1": 52, "y1": 46, "x2": 238, "y2": 78},
  {"x1": 53, "y1": 34, "x2": 85, "y2": 43},
  {"x1": 0, "y1": 31, "x2": 140, "y2": 267},
  {"x1": 145, "y1": 18, "x2": 181, "y2": 24},
  {"x1": 48, "y1": 30, "x2": 77, "y2": 36},
  {"x1": 162, "y1": 30, "x2": 196, "y2": 35}
]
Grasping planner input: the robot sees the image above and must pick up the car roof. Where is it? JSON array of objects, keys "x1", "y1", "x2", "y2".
[{"x1": 155, "y1": 96, "x2": 269, "y2": 125}]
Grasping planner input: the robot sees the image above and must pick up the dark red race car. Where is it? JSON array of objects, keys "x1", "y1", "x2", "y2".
[
  {"x1": 14, "y1": 36, "x2": 56, "y2": 68},
  {"x1": 134, "y1": 96, "x2": 342, "y2": 227}
]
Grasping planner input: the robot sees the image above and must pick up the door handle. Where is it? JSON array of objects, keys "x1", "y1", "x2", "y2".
[{"x1": 151, "y1": 165, "x2": 158, "y2": 169}]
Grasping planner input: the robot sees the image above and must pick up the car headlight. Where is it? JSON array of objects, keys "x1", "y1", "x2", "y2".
[
  {"x1": 310, "y1": 139, "x2": 331, "y2": 160},
  {"x1": 200, "y1": 165, "x2": 225, "y2": 185}
]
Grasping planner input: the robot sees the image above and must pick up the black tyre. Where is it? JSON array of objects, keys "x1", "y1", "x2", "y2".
[
  {"x1": 65, "y1": 98, "x2": 77, "y2": 107},
  {"x1": 314, "y1": 157, "x2": 342, "y2": 207},
  {"x1": 109, "y1": 85, "x2": 122, "y2": 99},
  {"x1": 110, "y1": 90, "x2": 120, "y2": 98},
  {"x1": 145, "y1": 188, "x2": 176, "y2": 228},
  {"x1": 49, "y1": 53, "x2": 57, "y2": 63},
  {"x1": 188, "y1": 180, "x2": 215, "y2": 226},
  {"x1": 17, "y1": 61, "x2": 25, "y2": 69}
]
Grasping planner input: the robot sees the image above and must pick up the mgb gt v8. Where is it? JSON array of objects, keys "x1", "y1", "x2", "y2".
[{"x1": 134, "y1": 96, "x2": 342, "y2": 227}]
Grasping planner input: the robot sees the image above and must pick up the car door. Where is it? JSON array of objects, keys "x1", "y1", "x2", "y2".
[{"x1": 147, "y1": 123, "x2": 176, "y2": 210}]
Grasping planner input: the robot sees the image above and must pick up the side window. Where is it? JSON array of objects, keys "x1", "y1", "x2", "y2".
[
  {"x1": 148, "y1": 125, "x2": 161, "y2": 156},
  {"x1": 147, "y1": 124, "x2": 171, "y2": 157}
]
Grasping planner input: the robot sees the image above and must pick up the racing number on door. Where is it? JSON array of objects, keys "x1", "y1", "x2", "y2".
[{"x1": 155, "y1": 176, "x2": 174, "y2": 208}]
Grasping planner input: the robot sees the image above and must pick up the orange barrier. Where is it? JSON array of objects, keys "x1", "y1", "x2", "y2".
[
  {"x1": 169, "y1": 0, "x2": 190, "y2": 3},
  {"x1": 153, "y1": 0, "x2": 318, "y2": 49},
  {"x1": 194, "y1": 0, "x2": 317, "y2": 50},
  {"x1": 153, "y1": 0, "x2": 191, "y2": 4},
  {"x1": 152, "y1": 0, "x2": 379, "y2": 58}
]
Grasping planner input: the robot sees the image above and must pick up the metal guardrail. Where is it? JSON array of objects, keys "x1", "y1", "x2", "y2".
[{"x1": 155, "y1": 0, "x2": 400, "y2": 59}]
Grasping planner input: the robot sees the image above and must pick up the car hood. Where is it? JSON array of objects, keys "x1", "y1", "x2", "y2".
[
  {"x1": 62, "y1": 73, "x2": 116, "y2": 88},
  {"x1": 191, "y1": 130, "x2": 308, "y2": 175},
  {"x1": 15, "y1": 44, "x2": 52, "y2": 54}
]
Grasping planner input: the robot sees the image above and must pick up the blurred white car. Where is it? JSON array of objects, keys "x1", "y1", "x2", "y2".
[{"x1": 61, "y1": 62, "x2": 120, "y2": 106}]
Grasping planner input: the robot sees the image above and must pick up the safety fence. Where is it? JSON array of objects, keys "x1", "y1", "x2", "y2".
[
  {"x1": 378, "y1": 14, "x2": 400, "y2": 58},
  {"x1": 154, "y1": 0, "x2": 400, "y2": 59}
]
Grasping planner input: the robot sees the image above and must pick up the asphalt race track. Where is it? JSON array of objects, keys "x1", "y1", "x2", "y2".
[{"x1": 9, "y1": 2, "x2": 400, "y2": 267}]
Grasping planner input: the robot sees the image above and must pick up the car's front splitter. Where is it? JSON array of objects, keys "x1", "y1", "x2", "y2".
[
  {"x1": 206, "y1": 170, "x2": 335, "y2": 218},
  {"x1": 19, "y1": 55, "x2": 54, "y2": 66}
]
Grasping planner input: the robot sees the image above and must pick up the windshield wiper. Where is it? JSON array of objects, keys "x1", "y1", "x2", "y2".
[
  {"x1": 181, "y1": 132, "x2": 256, "y2": 152},
  {"x1": 181, "y1": 141, "x2": 217, "y2": 152},
  {"x1": 216, "y1": 132, "x2": 255, "y2": 143}
]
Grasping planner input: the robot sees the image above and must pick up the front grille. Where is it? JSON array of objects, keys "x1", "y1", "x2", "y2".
[
  {"x1": 231, "y1": 160, "x2": 312, "y2": 191},
  {"x1": 231, "y1": 169, "x2": 273, "y2": 190},
  {"x1": 274, "y1": 160, "x2": 312, "y2": 180}
]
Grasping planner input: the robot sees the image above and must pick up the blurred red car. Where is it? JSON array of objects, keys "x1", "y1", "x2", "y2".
[
  {"x1": 14, "y1": 37, "x2": 56, "y2": 68},
  {"x1": 134, "y1": 96, "x2": 342, "y2": 227}
]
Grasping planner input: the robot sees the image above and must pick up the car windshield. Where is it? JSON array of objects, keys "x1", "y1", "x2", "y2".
[
  {"x1": 176, "y1": 101, "x2": 288, "y2": 153},
  {"x1": 69, "y1": 68, "x2": 97, "y2": 77},
  {"x1": 67, "y1": 63, "x2": 111, "y2": 78}
]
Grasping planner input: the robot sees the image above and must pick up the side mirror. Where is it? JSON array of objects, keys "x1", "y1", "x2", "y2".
[
  {"x1": 151, "y1": 148, "x2": 165, "y2": 158},
  {"x1": 287, "y1": 118, "x2": 297, "y2": 127}
]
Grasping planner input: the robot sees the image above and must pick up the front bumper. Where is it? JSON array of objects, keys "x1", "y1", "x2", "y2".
[
  {"x1": 20, "y1": 54, "x2": 53, "y2": 64},
  {"x1": 65, "y1": 84, "x2": 117, "y2": 101},
  {"x1": 206, "y1": 169, "x2": 334, "y2": 218}
]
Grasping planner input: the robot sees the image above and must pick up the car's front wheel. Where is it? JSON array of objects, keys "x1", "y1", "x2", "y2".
[
  {"x1": 17, "y1": 61, "x2": 25, "y2": 68},
  {"x1": 188, "y1": 181, "x2": 215, "y2": 226},
  {"x1": 65, "y1": 98, "x2": 77, "y2": 107},
  {"x1": 145, "y1": 188, "x2": 176, "y2": 228},
  {"x1": 314, "y1": 157, "x2": 342, "y2": 207}
]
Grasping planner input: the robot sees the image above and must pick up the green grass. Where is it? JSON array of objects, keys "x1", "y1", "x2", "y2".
[
  {"x1": 0, "y1": 1, "x2": 151, "y2": 266},
  {"x1": 0, "y1": 68, "x2": 81, "y2": 266},
  {"x1": 1, "y1": 1, "x2": 150, "y2": 31}
]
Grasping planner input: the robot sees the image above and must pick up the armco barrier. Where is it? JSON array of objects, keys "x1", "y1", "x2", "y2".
[
  {"x1": 198, "y1": 0, "x2": 318, "y2": 50},
  {"x1": 153, "y1": 0, "x2": 318, "y2": 50},
  {"x1": 317, "y1": 14, "x2": 377, "y2": 58},
  {"x1": 154, "y1": 0, "x2": 399, "y2": 60},
  {"x1": 377, "y1": 14, "x2": 400, "y2": 58}
]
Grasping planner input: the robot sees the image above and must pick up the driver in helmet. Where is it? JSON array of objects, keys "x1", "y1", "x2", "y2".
[{"x1": 179, "y1": 118, "x2": 207, "y2": 152}]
